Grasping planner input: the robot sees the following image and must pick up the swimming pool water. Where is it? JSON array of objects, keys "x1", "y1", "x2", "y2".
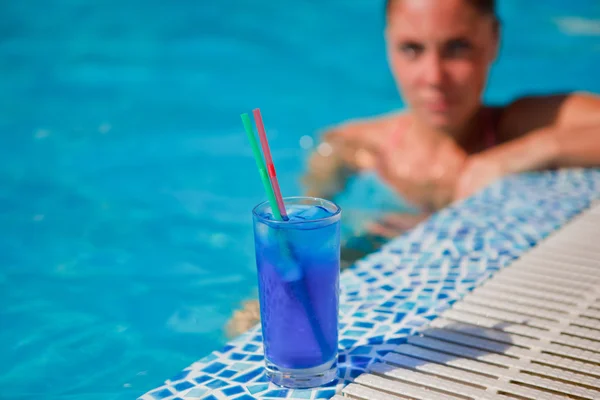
[{"x1": 1, "y1": 1, "x2": 599, "y2": 398}]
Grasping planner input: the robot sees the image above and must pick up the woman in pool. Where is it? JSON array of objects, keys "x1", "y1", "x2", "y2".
[
  {"x1": 228, "y1": 0, "x2": 600, "y2": 336},
  {"x1": 304, "y1": 0, "x2": 600, "y2": 238}
]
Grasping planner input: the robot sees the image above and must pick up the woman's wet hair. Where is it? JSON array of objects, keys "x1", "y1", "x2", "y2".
[{"x1": 385, "y1": 0, "x2": 497, "y2": 20}]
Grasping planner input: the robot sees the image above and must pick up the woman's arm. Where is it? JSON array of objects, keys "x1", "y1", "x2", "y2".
[
  {"x1": 482, "y1": 122, "x2": 600, "y2": 174},
  {"x1": 497, "y1": 91, "x2": 600, "y2": 172},
  {"x1": 455, "y1": 92, "x2": 600, "y2": 199}
]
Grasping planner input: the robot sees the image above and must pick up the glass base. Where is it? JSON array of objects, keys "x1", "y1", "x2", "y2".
[{"x1": 265, "y1": 358, "x2": 337, "y2": 389}]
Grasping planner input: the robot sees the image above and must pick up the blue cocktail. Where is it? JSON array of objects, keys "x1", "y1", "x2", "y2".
[{"x1": 253, "y1": 196, "x2": 341, "y2": 388}]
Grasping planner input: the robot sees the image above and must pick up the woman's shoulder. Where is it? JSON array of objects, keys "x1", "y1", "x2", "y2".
[
  {"x1": 497, "y1": 91, "x2": 600, "y2": 140},
  {"x1": 318, "y1": 110, "x2": 411, "y2": 147}
]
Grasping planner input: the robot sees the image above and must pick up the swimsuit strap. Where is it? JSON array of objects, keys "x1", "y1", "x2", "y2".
[{"x1": 482, "y1": 107, "x2": 501, "y2": 150}]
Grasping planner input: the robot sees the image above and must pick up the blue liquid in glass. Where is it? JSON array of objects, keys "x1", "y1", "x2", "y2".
[{"x1": 253, "y1": 203, "x2": 340, "y2": 370}]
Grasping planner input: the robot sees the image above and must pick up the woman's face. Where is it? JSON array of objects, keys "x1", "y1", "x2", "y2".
[{"x1": 386, "y1": 0, "x2": 499, "y2": 131}]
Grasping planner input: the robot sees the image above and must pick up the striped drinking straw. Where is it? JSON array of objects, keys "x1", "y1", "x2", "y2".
[{"x1": 252, "y1": 108, "x2": 289, "y2": 220}]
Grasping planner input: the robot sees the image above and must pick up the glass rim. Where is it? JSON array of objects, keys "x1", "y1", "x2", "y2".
[{"x1": 252, "y1": 196, "x2": 341, "y2": 226}]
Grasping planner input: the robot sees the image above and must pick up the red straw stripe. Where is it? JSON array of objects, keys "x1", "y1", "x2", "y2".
[{"x1": 252, "y1": 108, "x2": 288, "y2": 220}]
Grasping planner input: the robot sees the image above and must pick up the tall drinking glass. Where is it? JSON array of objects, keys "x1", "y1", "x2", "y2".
[{"x1": 252, "y1": 196, "x2": 341, "y2": 388}]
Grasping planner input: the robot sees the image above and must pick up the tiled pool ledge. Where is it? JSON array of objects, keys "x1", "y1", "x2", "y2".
[{"x1": 139, "y1": 168, "x2": 600, "y2": 400}]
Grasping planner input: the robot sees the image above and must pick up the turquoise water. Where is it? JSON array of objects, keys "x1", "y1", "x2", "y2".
[{"x1": 1, "y1": 1, "x2": 599, "y2": 398}]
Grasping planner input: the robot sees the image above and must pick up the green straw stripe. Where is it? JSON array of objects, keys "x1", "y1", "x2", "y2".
[{"x1": 241, "y1": 113, "x2": 283, "y2": 221}]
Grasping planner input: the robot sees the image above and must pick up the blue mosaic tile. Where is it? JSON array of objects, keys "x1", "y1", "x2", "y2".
[
  {"x1": 247, "y1": 354, "x2": 263, "y2": 362},
  {"x1": 254, "y1": 373, "x2": 270, "y2": 383},
  {"x1": 222, "y1": 385, "x2": 245, "y2": 396},
  {"x1": 376, "y1": 325, "x2": 392, "y2": 334},
  {"x1": 349, "y1": 369, "x2": 364, "y2": 379},
  {"x1": 243, "y1": 344, "x2": 259, "y2": 352},
  {"x1": 232, "y1": 367, "x2": 263, "y2": 383},
  {"x1": 247, "y1": 383, "x2": 269, "y2": 394},
  {"x1": 202, "y1": 362, "x2": 227, "y2": 374},
  {"x1": 149, "y1": 388, "x2": 172, "y2": 399},
  {"x1": 231, "y1": 362, "x2": 254, "y2": 372},
  {"x1": 173, "y1": 380, "x2": 194, "y2": 391},
  {"x1": 138, "y1": 170, "x2": 600, "y2": 400},
  {"x1": 200, "y1": 352, "x2": 219, "y2": 363},
  {"x1": 315, "y1": 389, "x2": 338, "y2": 398},
  {"x1": 339, "y1": 338, "x2": 357, "y2": 348},
  {"x1": 344, "y1": 330, "x2": 365, "y2": 337},
  {"x1": 193, "y1": 375, "x2": 211, "y2": 385},
  {"x1": 186, "y1": 387, "x2": 209, "y2": 397},
  {"x1": 348, "y1": 356, "x2": 371, "y2": 367},
  {"x1": 235, "y1": 395, "x2": 258, "y2": 400},
  {"x1": 229, "y1": 352, "x2": 246, "y2": 361},
  {"x1": 393, "y1": 312, "x2": 406, "y2": 323},
  {"x1": 349, "y1": 346, "x2": 372, "y2": 355},
  {"x1": 220, "y1": 345, "x2": 235, "y2": 353},
  {"x1": 218, "y1": 369, "x2": 237, "y2": 378},
  {"x1": 263, "y1": 389, "x2": 290, "y2": 397},
  {"x1": 205, "y1": 379, "x2": 229, "y2": 390},
  {"x1": 291, "y1": 389, "x2": 313, "y2": 399},
  {"x1": 169, "y1": 370, "x2": 190, "y2": 382},
  {"x1": 367, "y1": 335, "x2": 385, "y2": 344}
]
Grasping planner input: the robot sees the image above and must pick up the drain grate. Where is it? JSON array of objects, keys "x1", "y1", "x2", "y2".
[{"x1": 341, "y1": 202, "x2": 600, "y2": 400}]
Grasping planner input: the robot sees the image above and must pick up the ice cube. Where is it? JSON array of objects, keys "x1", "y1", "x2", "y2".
[
  {"x1": 286, "y1": 205, "x2": 333, "y2": 222},
  {"x1": 256, "y1": 206, "x2": 275, "y2": 221},
  {"x1": 282, "y1": 204, "x2": 304, "y2": 219}
]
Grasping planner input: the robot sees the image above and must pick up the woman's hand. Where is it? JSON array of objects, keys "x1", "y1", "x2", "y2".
[
  {"x1": 302, "y1": 116, "x2": 397, "y2": 199},
  {"x1": 454, "y1": 153, "x2": 507, "y2": 200},
  {"x1": 453, "y1": 127, "x2": 559, "y2": 201},
  {"x1": 376, "y1": 123, "x2": 468, "y2": 211}
]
